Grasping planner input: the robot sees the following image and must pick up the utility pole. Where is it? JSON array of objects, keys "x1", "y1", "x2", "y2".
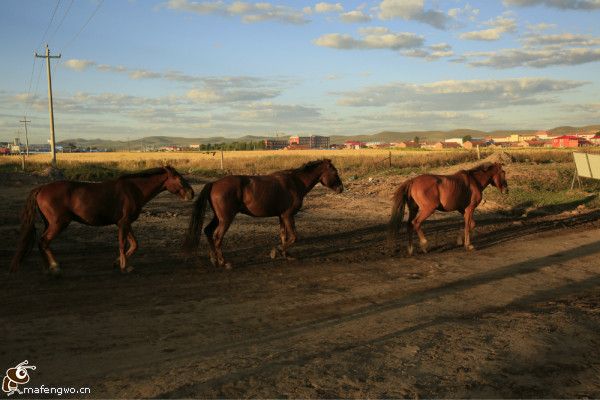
[
  {"x1": 19, "y1": 117, "x2": 31, "y2": 156},
  {"x1": 35, "y1": 44, "x2": 61, "y2": 168}
]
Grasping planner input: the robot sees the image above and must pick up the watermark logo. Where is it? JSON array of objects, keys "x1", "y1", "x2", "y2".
[{"x1": 2, "y1": 361, "x2": 36, "y2": 396}]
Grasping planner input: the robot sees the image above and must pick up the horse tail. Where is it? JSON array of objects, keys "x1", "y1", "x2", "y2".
[
  {"x1": 388, "y1": 180, "x2": 412, "y2": 243},
  {"x1": 10, "y1": 187, "x2": 41, "y2": 272},
  {"x1": 183, "y1": 182, "x2": 212, "y2": 252}
]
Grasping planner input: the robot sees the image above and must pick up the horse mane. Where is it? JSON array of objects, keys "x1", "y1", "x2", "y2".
[
  {"x1": 467, "y1": 162, "x2": 495, "y2": 173},
  {"x1": 280, "y1": 159, "x2": 330, "y2": 174},
  {"x1": 119, "y1": 167, "x2": 167, "y2": 180}
]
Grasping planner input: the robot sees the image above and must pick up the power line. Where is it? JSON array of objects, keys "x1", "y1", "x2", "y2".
[
  {"x1": 61, "y1": 0, "x2": 104, "y2": 52},
  {"x1": 37, "y1": 0, "x2": 62, "y2": 51},
  {"x1": 48, "y1": 0, "x2": 75, "y2": 44},
  {"x1": 23, "y1": 56, "x2": 37, "y2": 116},
  {"x1": 27, "y1": 58, "x2": 45, "y2": 114}
]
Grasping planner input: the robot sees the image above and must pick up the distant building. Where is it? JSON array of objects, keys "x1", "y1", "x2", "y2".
[
  {"x1": 288, "y1": 136, "x2": 310, "y2": 147},
  {"x1": 552, "y1": 135, "x2": 590, "y2": 148},
  {"x1": 392, "y1": 141, "x2": 419, "y2": 148},
  {"x1": 434, "y1": 141, "x2": 462, "y2": 149},
  {"x1": 462, "y1": 140, "x2": 490, "y2": 150},
  {"x1": 344, "y1": 140, "x2": 366, "y2": 149},
  {"x1": 288, "y1": 135, "x2": 330, "y2": 149},
  {"x1": 509, "y1": 134, "x2": 537, "y2": 142},
  {"x1": 264, "y1": 139, "x2": 288, "y2": 150},
  {"x1": 189, "y1": 144, "x2": 201, "y2": 149},
  {"x1": 591, "y1": 133, "x2": 600, "y2": 145}
]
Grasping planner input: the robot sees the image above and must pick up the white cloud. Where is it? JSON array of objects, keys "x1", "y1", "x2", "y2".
[
  {"x1": 521, "y1": 32, "x2": 600, "y2": 47},
  {"x1": 456, "y1": 24, "x2": 600, "y2": 68},
  {"x1": 460, "y1": 15, "x2": 517, "y2": 41},
  {"x1": 314, "y1": 2, "x2": 343, "y2": 13},
  {"x1": 314, "y1": 27, "x2": 424, "y2": 50},
  {"x1": 403, "y1": 43, "x2": 453, "y2": 60},
  {"x1": 504, "y1": 0, "x2": 600, "y2": 10},
  {"x1": 526, "y1": 22, "x2": 557, "y2": 32},
  {"x1": 340, "y1": 10, "x2": 371, "y2": 23},
  {"x1": 334, "y1": 78, "x2": 585, "y2": 109},
  {"x1": 162, "y1": 0, "x2": 309, "y2": 24},
  {"x1": 461, "y1": 47, "x2": 600, "y2": 68},
  {"x1": 64, "y1": 59, "x2": 97, "y2": 71},
  {"x1": 378, "y1": 0, "x2": 451, "y2": 29}
]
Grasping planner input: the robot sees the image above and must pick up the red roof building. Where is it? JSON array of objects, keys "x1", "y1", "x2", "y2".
[{"x1": 552, "y1": 135, "x2": 590, "y2": 148}]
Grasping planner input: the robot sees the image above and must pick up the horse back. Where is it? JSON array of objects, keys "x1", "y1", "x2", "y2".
[
  {"x1": 36, "y1": 180, "x2": 137, "y2": 225},
  {"x1": 211, "y1": 174, "x2": 297, "y2": 217},
  {"x1": 410, "y1": 172, "x2": 472, "y2": 212}
]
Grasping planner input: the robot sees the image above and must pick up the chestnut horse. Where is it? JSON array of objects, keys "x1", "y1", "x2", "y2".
[
  {"x1": 184, "y1": 159, "x2": 343, "y2": 269},
  {"x1": 10, "y1": 166, "x2": 194, "y2": 275},
  {"x1": 389, "y1": 162, "x2": 508, "y2": 255}
]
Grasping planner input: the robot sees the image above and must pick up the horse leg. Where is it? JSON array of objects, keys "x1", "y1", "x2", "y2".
[
  {"x1": 117, "y1": 220, "x2": 134, "y2": 273},
  {"x1": 270, "y1": 217, "x2": 286, "y2": 259},
  {"x1": 39, "y1": 218, "x2": 70, "y2": 275},
  {"x1": 281, "y1": 214, "x2": 297, "y2": 260},
  {"x1": 125, "y1": 231, "x2": 138, "y2": 257},
  {"x1": 203, "y1": 216, "x2": 219, "y2": 267},
  {"x1": 412, "y1": 206, "x2": 436, "y2": 254},
  {"x1": 407, "y1": 203, "x2": 418, "y2": 256},
  {"x1": 464, "y1": 207, "x2": 476, "y2": 251},
  {"x1": 213, "y1": 215, "x2": 234, "y2": 270},
  {"x1": 457, "y1": 211, "x2": 465, "y2": 246}
]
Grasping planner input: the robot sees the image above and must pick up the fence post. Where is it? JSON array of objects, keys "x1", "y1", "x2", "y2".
[
  {"x1": 388, "y1": 151, "x2": 392, "y2": 167},
  {"x1": 476, "y1": 145, "x2": 481, "y2": 160},
  {"x1": 220, "y1": 149, "x2": 224, "y2": 170}
]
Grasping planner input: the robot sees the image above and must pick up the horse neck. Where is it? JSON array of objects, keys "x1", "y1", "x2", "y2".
[
  {"x1": 470, "y1": 169, "x2": 492, "y2": 190},
  {"x1": 295, "y1": 166, "x2": 324, "y2": 195},
  {"x1": 128, "y1": 173, "x2": 168, "y2": 204}
]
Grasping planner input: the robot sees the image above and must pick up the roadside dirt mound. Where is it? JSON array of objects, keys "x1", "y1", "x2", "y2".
[
  {"x1": 34, "y1": 166, "x2": 66, "y2": 180},
  {"x1": 483, "y1": 151, "x2": 514, "y2": 165}
]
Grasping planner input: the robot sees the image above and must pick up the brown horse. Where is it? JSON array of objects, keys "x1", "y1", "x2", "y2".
[
  {"x1": 389, "y1": 162, "x2": 508, "y2": 255},
  {"x1": 10, "y1": 166, "x2": 194, "y2": 274},
  {"x1": 184, "y1": 159, "x2": 343, "y2": 269}
]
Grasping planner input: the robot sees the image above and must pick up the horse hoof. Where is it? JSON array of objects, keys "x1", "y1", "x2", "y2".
[
  {"x1": 407, "y1": 247, "x2": 414, "y2": 256},
  {"x1": 466, "y1": 245, "x2": 475, "y2": 251},
  {"x1": 270, "y1": 248, "x2": 278, "y2": 259},
  {"x1": 285, "y1": 255, "x2": 297, "y2": 261},
  {"x1": 48, "y1": 267, "x2": 62, "y2": 277},
  {"x1": 223, "y1": 262, "x2": 233, "y2": 270},
  {"x1": 121, "y1": 265, "x2": 135, "y2": 274},
  {"x1": 209, "y1": 257, "x2": 218, "y2": 267}
]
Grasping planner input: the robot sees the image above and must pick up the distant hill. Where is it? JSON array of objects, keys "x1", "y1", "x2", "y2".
[
  {"x1": 54, "y1": 124, "x2": 600, "y2": 149},
  {"x1": 548, "y1": 125, "x2": 600, "y2": 135}
]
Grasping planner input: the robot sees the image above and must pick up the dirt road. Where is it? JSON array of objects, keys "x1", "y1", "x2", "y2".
[{"x1": 1, "y1": 176, "x2": 599, "y2": 398}]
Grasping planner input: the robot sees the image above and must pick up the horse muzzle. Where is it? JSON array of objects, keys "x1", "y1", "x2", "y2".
[{"x1": 335, "y1": 184, "x2": 344, "y2": 194}]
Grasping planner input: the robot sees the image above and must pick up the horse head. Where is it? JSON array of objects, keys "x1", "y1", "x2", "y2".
[
  {"x1": 319, "y1": 159, "x2": 344, "y2": 193},
  {"x1": 487, "y1": 162, "x2": 508, "y2": 194},
  {"x1": 164, "y1": 166, "x2": 195, "y2": 200}
]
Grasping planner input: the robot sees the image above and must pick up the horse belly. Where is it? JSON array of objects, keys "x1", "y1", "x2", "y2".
[
  {"x1": 241, "y1": 179, "x2": 291, "y2": 217},
  {"x1": 70, "y1": 187, "x2": 121, "y2": 226}
]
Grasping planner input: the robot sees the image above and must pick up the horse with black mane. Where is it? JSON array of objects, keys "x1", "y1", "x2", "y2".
[
  {"x1": 389, "y1": 162, "x2": 508, "y2": 255},
  {"x1": 10, "y1": 166, "x2": 194, "y2": 274},
  {"x1": 184, "y1": 159, "x2": 343, "y2": 269}
]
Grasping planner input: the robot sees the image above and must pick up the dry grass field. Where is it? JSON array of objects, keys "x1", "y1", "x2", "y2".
[{"x1": 1, "y1": 147, "x2": 600, "y2": 398}]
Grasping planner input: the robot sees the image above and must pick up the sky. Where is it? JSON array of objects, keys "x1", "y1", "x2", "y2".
[{"x1": 1, "y1": 0, "x2": 600, "y2": 143}]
